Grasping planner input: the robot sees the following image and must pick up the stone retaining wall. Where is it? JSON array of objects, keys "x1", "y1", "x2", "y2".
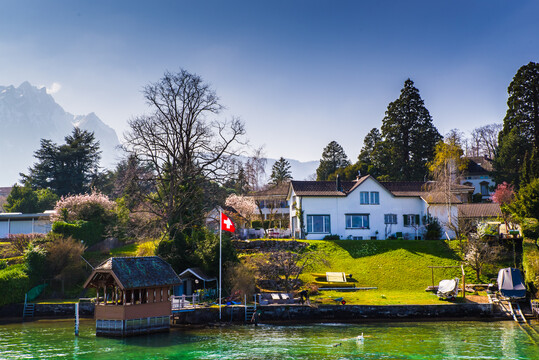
[
  {"x1": 173, "y1": 303, "x2": 495, "y2": 324},
  {"x1": 0, "y1": 302, "x2": 95, "y2": 319}
]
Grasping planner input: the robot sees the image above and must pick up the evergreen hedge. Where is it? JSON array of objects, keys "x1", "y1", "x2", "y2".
[
  {"x1": 52, "y1": 220, "x2": 104, "y2": 247},
  {"x1": 0, "y1": 264, "x2": 30, "y2": 306}
]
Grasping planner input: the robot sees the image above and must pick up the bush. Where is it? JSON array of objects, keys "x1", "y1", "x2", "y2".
[
  {"x1": 523, "y1": 241, "x2": 539, "y2": 297},
  {"x1": 251, "y1": 220, "x2": 270, "y2": 229},
  {"x1": 45, "y1": 237, "x2": 86, "y2": 294},
  {"x1": 8, "y1": 233, "x2": 47, "y2": 256},
  {"x1": 136, "y1": 240, "x2": 158, "y2": 256},
  {"x1": 0, "y1": 264, "x2": 31, "y2": 306},
  {"x1": 425, "y1": 218, "x2": 442, "y2": 240},
  {"x1": 23, "y1": 244, "x2": 48, "y2": 285},
  {"x1": 52, "y1": 220, "x2": 104, "y2": 247},
  {"x1": 323, "y1": 234, "x2": 341, "y2": 240},
  {"x1": 522, "y1": 218, "x2": 539, "y2": 240},
  {"x1": 51, "y1": 191, "x2": 117, "y2": 242},
  {"x1": 0, "y1": 259, "x2": 7, "y2": 270}
]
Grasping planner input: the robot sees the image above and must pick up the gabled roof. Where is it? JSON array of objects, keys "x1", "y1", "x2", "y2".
[
  {"x1": 289, "y1": 176, "x2": 369, "y2": 197},
  {"x1": 457, "y1": 203, "x2": 502, "y2": 218},
  {"x1": 84, "y1": 256, "x2": 181, "y2": 290},
  {"x1": 379, "y1": 181, "x2": 426, "y2": 197},
  {"x1": 465, "y1": 156, "x2": 493, "y2": 175},
  {"x1": 289, "y1": 176, "x2": 474, "y2": 200},
  {"x1": 179, "y1": 267, "x2": 217, "y2": 282},
  {"x1": 249, "y1": 181, "x2": 290, "y2": 198},
  {"x1": 421, "y1": 193, "x2": 463, "y2": 204}
]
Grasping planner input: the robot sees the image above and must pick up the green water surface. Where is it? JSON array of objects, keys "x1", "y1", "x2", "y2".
[{"x1": 1, "y1": 319, "x2": 539, "y2": 359}]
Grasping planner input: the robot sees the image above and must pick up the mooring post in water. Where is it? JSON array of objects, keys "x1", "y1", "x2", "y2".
[{"x1": 75, "y1": 302, "x2": 79, "y2": 336}]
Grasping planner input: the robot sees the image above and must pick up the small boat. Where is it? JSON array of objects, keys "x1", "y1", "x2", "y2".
[
  {"x1": 437, "y1": 278, "x2": 459, "y2": 299},
  {"x1": 497, "y1": 268, "x2": 526, "y2": 300}
]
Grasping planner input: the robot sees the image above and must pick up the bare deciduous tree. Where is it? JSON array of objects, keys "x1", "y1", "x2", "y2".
[
  {"x1": 123, "y1": 69, "x2": 245, "y2": 237},
  {"x1": 469, "y1": 124, "x2": 502, "y2": 158},
  {"x1": 465, "y1": 234, "x2": 502, "y2": 282},
  {"x1": 245, "y1": 147, "x2": 267, "y2": 191},
  {"x1": 252, "y1": 249, "x2": 328, "y2": 292}
]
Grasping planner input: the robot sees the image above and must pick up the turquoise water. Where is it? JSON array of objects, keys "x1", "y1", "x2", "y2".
[{"x1": 1, "y1": 319, "x2": 539, "y2": 359}]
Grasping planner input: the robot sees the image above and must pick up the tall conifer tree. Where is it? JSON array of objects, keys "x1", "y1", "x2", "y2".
[
  {"x1": 495, "y1": 62, "x2": 539, "y2": 187},
  {"x1": 316, "y1": 141, "x2": 351, "y2": 181},
  {"x1": 378, "y1": 79, "x2": 441, "y2": 181}
]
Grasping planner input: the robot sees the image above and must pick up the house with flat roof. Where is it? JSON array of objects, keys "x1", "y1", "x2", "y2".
[{"x1": 0, "y1": 211, "x2": 54, "y2": 239}]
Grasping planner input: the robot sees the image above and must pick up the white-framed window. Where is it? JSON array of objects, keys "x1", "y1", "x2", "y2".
[
  {"x1": 307, "y1": 215, "x2": 330, "y2": 233},
  {"x1": 403, "y1": 214, "x2": 420, "y2": 227},
  {"x1": 384, "y1": 214, "x2": 397, "y2": 224},
  {"x1": 360, "y1": 191, "x2": 379, "y2": 205},
  {"x1": 346, "y1": 214, "x2": 369, "y2": 229},
  {"x1": 370, "y1": 192, "x2": 379, "y2": 205},
  {"x1": 480, "y1": 182, "x2": 489, "y2": 196},
  {"x1": 360, "y1": 192, "x2": 369, "y2": 204}
]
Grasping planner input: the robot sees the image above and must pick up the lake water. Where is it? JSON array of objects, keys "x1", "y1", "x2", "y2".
[{"x1": 1, "y1": 319, "x2": 539, "y2": 359}]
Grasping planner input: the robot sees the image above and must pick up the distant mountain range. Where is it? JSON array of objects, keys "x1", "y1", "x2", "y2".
[
  {"x1": 0, "y1": 82, "x2": 318, "y2": 186},
  {"x1": 0, "y1": 82, "x2": 121, "y2": 185},
  {"x1": 262, "y1": 157, "x2": 318, "y2": 182}
]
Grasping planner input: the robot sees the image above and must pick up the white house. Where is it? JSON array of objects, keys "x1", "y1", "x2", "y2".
[
  {"x1": 247, "y1": 182, "x2": 290, "y2": 221},
  {"x1": 0, "y1": 211, "x2": 54, "y2": 239},
  {"x1": 461, "y1": 156, "x2": 495, "y2": 201},
  {"x1": 287, "y1": 176, "x2": 473, "y2": 240}
]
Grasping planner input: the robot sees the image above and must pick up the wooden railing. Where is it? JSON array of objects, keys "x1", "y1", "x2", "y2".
[
  {"x1": 171, "y1": 294, "x2": 199, "y2": 311},
  {"x1": 531, "y1": 300, "x2": 539, "y2": 318}
]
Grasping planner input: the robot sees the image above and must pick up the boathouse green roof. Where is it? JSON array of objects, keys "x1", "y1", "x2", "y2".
[{"x1": 84, "y1": 256, "x2": 181, "y2": 290}]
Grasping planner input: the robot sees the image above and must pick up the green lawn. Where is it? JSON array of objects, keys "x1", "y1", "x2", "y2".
[
  {"x1": 248, "y1": 239, "x2": 478, "y2": 305},
  {"x1": 302, "y1": 240, "x2": 463, "y2": 291},
  {"x1": 83, "y1": 242, "x2": 141, "y2": 267}
]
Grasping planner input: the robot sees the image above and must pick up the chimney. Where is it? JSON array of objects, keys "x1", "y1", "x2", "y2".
[
  {"x1": 336, "y1": 174, "x2": 342, "y2": 191},
  {"x1": 356, "y1": 170, "x2": 361, "y2": 181}
]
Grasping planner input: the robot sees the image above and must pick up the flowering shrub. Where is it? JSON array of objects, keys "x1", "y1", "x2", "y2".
[
  {"x1": 225, "y1": 194, "x2": 257, "y2": 223},
  {"x1": 51, "y1": 191, "x2": 117, "y2": 223},
  {"x1": 492, "y1": 182, "x2": 515, "y2": 205}
]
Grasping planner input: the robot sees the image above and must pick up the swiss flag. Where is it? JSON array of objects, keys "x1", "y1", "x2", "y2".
[{"x1": 221, "y1": 212, "x2": 236, "y2": 232}]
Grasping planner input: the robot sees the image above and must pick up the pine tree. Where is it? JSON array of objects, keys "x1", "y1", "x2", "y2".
[
  {"x1": 270, "y1": 157, "x2": 292, "y2": 185},
  {"x1": 316, "y1": 141, "x2": 351, "y2": 181},
  {"x1": 357, "y1": 128, "x2": 385, "y2": 177},
  {"x1": 378, "y1": 79, "x2": 441, "y2": 181},
  {"x1": 495, "y1": 62, "x2": 539, "y2": 187},
  {"x1": 22, "y1": 128, "x2": 101, "y2": 196}
]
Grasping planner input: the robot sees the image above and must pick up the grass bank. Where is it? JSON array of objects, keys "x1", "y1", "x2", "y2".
[{"x1": 299, "y1": 240, "x2": 467, "y2": 305}]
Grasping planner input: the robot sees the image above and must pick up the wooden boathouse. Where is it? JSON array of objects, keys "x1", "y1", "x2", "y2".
[{"x1": 84, "y1": 256, "x2": 181, "y2": 336}]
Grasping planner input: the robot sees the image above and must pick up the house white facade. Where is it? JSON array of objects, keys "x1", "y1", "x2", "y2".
[
  {"x1": 0, "y1": 212, "x2": 53, "y2": 239},
  {"x1": 287, "y1": 176, "x2": 465, "y2": 240},
  {"x1": 461, "y1": 156, "x2": 495, "y2": 201}
]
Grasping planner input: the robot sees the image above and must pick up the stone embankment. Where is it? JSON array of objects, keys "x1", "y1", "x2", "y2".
[
  {"x1": 173, "y1": 303, "x2": 497, "y2": 324},
  {"x1": 0, "y1": 302, "x2": 94, "y2": 319},
  {"x1": 232, "y1": 240, "x2": 307, "y2": 253},
  {"x1": 1, "y1": 302, "x2": 504, "y2": 324}
]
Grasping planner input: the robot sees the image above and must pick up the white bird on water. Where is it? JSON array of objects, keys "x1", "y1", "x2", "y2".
[{"x1": 356, "y1": 333, "x2": 364, "y2": 342}]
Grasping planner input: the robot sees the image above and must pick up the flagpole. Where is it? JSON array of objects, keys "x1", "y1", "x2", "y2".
[{"x1": 219, "y1": 210, "x2": 222, "y2": 321}]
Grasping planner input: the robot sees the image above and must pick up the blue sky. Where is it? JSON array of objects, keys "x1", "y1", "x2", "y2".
[{"x1": 1, "y1": 0, "x2": 538, "y2": 162}]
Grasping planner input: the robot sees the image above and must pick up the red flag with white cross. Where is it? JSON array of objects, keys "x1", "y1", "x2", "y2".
[{"x1": 221, "y1": 212, "x2": 235, "y2": 232}]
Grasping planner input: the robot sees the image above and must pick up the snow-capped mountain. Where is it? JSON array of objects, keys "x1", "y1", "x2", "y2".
[{"x1": 0, "y1": 82, "x2": 121, "y2": 185}]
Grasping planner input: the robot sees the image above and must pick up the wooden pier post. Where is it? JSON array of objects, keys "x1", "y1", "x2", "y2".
[{"x1": 75, "y1": 302, "x2": 79, "y2": 336}]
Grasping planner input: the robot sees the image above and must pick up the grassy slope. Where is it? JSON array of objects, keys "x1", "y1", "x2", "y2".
[
  {"x1": 300, "y1": 240, "x2": 466, "y2": 305},
  {"x1": 523, "y1": 239, "x2": 539, "y2": 297},
  {"x1": 83, "y1": 243, "x2": 141, "y2": 267}
]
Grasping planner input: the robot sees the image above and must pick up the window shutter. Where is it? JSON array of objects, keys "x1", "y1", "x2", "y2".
[
  {"x1": 403, "y1": 215, "x2": 408, "y2": 226},
  {"x1": 415, "y1": 215, "x2": 420, "y2": 225}
]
